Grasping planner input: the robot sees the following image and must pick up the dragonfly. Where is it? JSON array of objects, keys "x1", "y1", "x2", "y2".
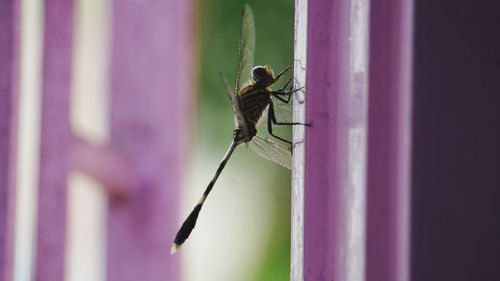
[{"x1": 171, "y1": 4, "x2": 309, "y2": 254}]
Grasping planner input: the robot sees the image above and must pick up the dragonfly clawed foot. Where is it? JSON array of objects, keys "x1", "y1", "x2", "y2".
[{"x1": 291, "y1": 139, "x2": 306, "y2": 154}]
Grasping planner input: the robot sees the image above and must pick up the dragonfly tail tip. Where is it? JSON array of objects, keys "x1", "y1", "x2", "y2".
[{"x1": 170, "y1": 243, "x2": 181, "y2": 255}]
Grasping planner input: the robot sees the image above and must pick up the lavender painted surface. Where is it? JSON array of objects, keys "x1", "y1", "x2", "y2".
[
  {"x1": 35, "y1": 0, "x2": 73, "y2": 279},
  {"x1": 365, "y1": 1, "x2": 414, "y2": 281},
  {"x1": 108, "y1": 0, "x2": 193, "y2": 280},
  {"x1": 304, "y1": 1, "x2": 345, "y2": 278},
  {"x1": 0, "y1": 0, "x2": 20, "y2": 280},
  {"x1": 303, "y1": 0, "x2": 370, "y2": 280},
  {"x1": 411, "y1": 1, "x2": 500, "y2": 280}
]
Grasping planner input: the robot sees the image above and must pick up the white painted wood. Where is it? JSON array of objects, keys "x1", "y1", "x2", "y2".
[{"x1": 291, "y1": 0, "x2": 307, "y2": 280}]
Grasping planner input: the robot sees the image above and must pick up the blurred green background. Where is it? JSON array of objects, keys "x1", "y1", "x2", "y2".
[{"x1": 192, "y1": 0, "x2": 295, "y2": 280}]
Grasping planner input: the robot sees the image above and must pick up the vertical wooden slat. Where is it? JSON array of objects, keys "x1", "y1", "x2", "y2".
[
  {"x1": 108, "y1": 0, "x2": 193, "y2": 279},
  {"x1": 365, "y1": 1, "x2": 414, "y2": 281},
  {"x1": 291, "y1": 0, "x2": 308, "y2": 279},
  {"x1": 303, "y1": 0, "x2": 346, "y2": 277},
  {"x1": 294, "y1": 0, "x2": 370, "y2": 280},
  {"x1": 411, "y1": 1, "x2": 500, "y2": 280},
  {"x1": 35, "y1": 0, "x2": 74, "y2": 279},
  {"x1": 0, "y1": 0, "x2": 20, "y2": 280}
]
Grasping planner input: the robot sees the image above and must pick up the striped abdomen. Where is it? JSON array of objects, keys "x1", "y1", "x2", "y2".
[{"x1": 237, "y1": 87, "x2": 271, "y2": 137}]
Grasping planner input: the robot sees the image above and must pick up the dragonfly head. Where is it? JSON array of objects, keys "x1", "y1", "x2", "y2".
[{"x1": 251, "y1": 65, "x2": 275, "y2": 87}]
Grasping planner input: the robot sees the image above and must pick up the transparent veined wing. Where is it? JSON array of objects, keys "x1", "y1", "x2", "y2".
[
  {"x1": 271, "y1": 95, "x2": 293, "y2": 123},
  {"x1": 220, "y1": 4, "x2": 254, "y2": 140},
  {"x1": 235, "y1": 4, "x2": 255, "y2": 93},
  {"x1": 219, "y1": 72, "x2": 248, "y2": 136},
  {"x1": 249, "y1": 134, "x2": 292, "y2": 169}
]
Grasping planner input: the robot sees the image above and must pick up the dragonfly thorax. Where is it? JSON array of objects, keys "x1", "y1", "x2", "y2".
[{"x1": 251, "y1": 65, "x2": 275, "y2": 88}]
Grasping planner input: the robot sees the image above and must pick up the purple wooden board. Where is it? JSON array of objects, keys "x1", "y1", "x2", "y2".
[
  {"x1": 35, "y1": 0, "x2": 74, "y2": 280},
  {"x1": 0, "y1": 0, "x2": 20, "y2": 280},
  {"x1": 108, "y1": 0, "x2": 193, "y2": 280},
  {"x1": 304, "y1": 0, "x2": 368, "y2": 280},
  {"x1": 411, "y1": 1, "x2": 500, "y2": 280},
  {"x1": 302, "y1": 0, "x2": 414, "y2": 280},
  {"x1": 365, "y1": 0, "x2": 414, "y2": 281}
]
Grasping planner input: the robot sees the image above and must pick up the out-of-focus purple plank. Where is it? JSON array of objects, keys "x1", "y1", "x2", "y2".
[
  {"x1": 365, "y1": 1, "x2": 414, "y2": 281},
  {"x1": 411, "y1": 1, "x2": 500, "y2": 280},
  {"x1": 0, "y1": 0, "x2": 20, "y2": 280},
  {"x1": 108, "y1": 0, "x2": 193, "y2": 280},
  {"x1": 35, "y1": 0, "x2": 74, "y2": 280},
  {"x1": 302, "y1": 0, "x2": 370, "y2": 280}
]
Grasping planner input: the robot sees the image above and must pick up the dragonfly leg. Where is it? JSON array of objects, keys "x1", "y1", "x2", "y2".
[
  {"x1": 274, "y1": 65, "x2": 293, "y2": 83},
  {"x1": 267, "y1": 102, "x2": 311, "y2": 145},
  {"x1": 282, "y1": 77, "x2": 293, "y2": 90},
  {"x1": 271, "y1": 87, "x2": 302, "y2": 103},
  {"x1": 270, "y1": 89, "x2": 312, "y2": 127},
  {"x1": 269, "y1": 101, "x2": 310, "y2": 127},
  {"x1": 267, "y1": 102, "x2": 292, "y2": 144}
]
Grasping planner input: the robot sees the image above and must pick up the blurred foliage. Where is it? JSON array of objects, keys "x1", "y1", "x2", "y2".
[{"x1": 195, "y1": 0, "x2": 295, "y2": 280}]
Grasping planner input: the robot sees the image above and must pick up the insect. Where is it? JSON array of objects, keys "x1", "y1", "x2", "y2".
[{"x1": 171, "y1": 4, "x2": 309, "y2": 254}]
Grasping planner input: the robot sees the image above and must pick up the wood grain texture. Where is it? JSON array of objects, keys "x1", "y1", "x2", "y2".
[{"x1": 291, "y1": 0, "x2": 308, "y2": 279}]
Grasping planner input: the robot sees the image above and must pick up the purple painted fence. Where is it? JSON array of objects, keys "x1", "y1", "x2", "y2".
[
  {"x1": 302, "y1": 0, "x2": 371, "y2": 279},
  {"x1": 36, "y1": 0, "x2": 192, "y2": 279},
  {"x1": 2, "y1": 0, "x2": 500, "y2": 280},
  {"x1": 0, "y1": 0, "x2": 20, "y2": 280},
  {"x1": 106, "y1": 0, "x2": 193, "y2": 280},
  {"x1": 293, "y1": 0, "x2": 375, "y2": 280},
  {"x1": 35, "y1": 0, "x2": 73, "y2": 280},
  {"x1": 293, "y1": 0, "x2": 500, "y2": 281},
  {"x1": 366, "y1": 1, "x2": 413, "y2": 281},
  {"x1": 292, "y1": 0, "x2": 413, "y2": 281}
]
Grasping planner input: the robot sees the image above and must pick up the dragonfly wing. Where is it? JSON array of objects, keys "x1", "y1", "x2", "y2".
[
  {"x1": 219, "y1": 72, "x2": 248, "y2": 136},
  {"x1": 249, "y1": 134, "x2": 292, "y2": 169},
  {"x1": 271, "y1": 95, "x2": 293, "y2": 123},
  {"x1": 235, "y1": 4, "x2": 255, "y2": 93}
]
